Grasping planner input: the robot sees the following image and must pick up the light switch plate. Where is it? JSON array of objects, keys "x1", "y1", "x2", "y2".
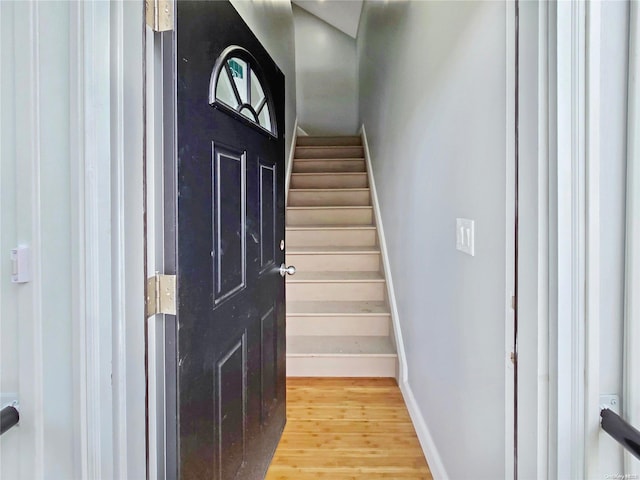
[{"x1": 456, "y1": 218, "x2": 475, "y2": 256}]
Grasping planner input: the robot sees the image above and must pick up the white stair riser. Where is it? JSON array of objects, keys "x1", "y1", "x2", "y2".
[
  {"x1": 287, "y1": 208, "x2": 372, "y2": 225},
  {"x1": 287, "y1": 281, "x2": 385, "y2": 301},
  {"x1": 286, "y1": 253, "x2": 380, "y2": 271},
  {"x1": 296, "y1": 136, "x2": 362, "y2": 147},
  {"x1": 288, "y1": 190, "x2": 371, "y2": 207},
  {"x1": 287, "y1": 229, "x2": 376, "y2": 247},
  {"x1": 293, "y1": 160, "x2": 365, "y2": 173},
  {"x1": 287, "y1": 315, "x2": 390, "y2": 336},
  {"x1": 286, "y1": 355, "x2": 397, "y2": 377},
  {"x1": 295, "y1": 146, "x2": 365, "y2": 159}
]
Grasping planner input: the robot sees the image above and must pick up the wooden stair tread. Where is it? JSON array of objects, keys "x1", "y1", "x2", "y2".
[
  {"x1": 288, "y1": 271, "x2": 384, "y2": 283},
  {"x1": 287, "y1": 335, "x2": 396, "y2": 356},
  {"x1": 287, "y1": 224, "x2": 375, "y2": 230},
  {"x1": 288, "y1": 188, "x2": 372, "y2": 207},
  {"x1": 288, "y1": 301, "x2": 389, "y2": 316},
  {"x1": 286, "y1": 135, "x2": 396, "y2": 377},
  {"x1": 291, "y1": 170, "x2": 367, "y2": 174},
  {"x1": 291, "y1": 172, "x2": 366, "y2": 176},
  {"x1": 294, "y1": 157, "x2": 365, "y2": 161},
  {"x1": 296, "y1": 145, "x2": 363, "y2": 150},
  {"x1": 296, "y1": 136, "x2": 362, "y2": 146},
  {"x1": 287, "y1": 205, "x2": 372, "y2": 210},
  {"x1": 287, "y1": 245, "x2": 380, "y2": 254},
  {"x1": 289, "y1": 188, "x2": 369, "y2": 192},
  {"x1": 295, "y1": 147, "x2": 365, "y2": 159},
  {"x1": 293, "y1": 164, "x2": 366, "y2": 172}
]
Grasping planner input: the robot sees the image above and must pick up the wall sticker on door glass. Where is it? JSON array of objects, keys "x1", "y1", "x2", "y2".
[{"x1": 228, "y1": 58, "x2": 244, "y2": 79}]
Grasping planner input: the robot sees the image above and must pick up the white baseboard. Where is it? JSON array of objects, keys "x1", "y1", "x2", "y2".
[
  {"x1": 400, "y1": 380, "x2": 450, "y2": 480},
  {"x1": 360, "y1": 125, "x2": 449, "y2": 480},
  {"x1": 359, "y1": 125, "x2": 407, "y2": 384},
  {"x1": 285, "y1": 118, "x2": 298, "y2": 206},
  {"x1": 296, "y1": 125, "x2": 309, "y2": 136}
]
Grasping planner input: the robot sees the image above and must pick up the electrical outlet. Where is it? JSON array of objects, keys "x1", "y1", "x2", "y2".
[{"x1": 456, "y1": 218, "x2": 475, "y2": 256}]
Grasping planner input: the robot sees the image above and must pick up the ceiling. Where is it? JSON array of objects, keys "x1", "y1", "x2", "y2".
[{"x1": 292, "y1": 0, "x2": 364, "y2": 39}]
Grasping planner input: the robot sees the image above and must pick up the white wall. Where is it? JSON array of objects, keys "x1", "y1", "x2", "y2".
[
  {"x1": 358, "y1": 2, "x2": 507, "y2": 478},
  {"x1": 293, "y1": 4, "x2": 359, "y2": 135},
  {"x1": 230, "y1": 0, "x2": 297, "y2": 159}
]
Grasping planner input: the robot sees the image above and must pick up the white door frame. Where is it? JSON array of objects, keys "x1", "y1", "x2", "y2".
[
  {"x1": 69, "y1": 2, "x2": 115, "y2": 478},
  {"x1": 584, "y1": 2, "x2": 603, "y2": 477},
  {"x1": 70, "y1": 2, "x2": 147, "y2": 478},
  {"x1": 553, "y1": 1, "x2": 588, "y2": 477},
  {"x1": 549, "y1": 1, "x2": 603, "y2": 478},
  {"x1": 514, "y1": 1, "x2": 553, "y2": 478},
  {"x1": 504, "y1": 3, "x2": 516, "y2": 478},
  {"x1": 624, "y1": 1, "x2": 640, "y2": 476},
  {"x1": 145, "y1": 22, "x2": 168, "y2": 480},
  {"x1": 109, "y1": 2, "x2": 147, "y2": 479},
  {"x1": 542, "y1": 2, "x2": 639, "y2": 477}
]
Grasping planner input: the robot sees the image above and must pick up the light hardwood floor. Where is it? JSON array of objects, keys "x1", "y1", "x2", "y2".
[{"x1": 266, "y1": 378, "x2": 433, "y2": 479}]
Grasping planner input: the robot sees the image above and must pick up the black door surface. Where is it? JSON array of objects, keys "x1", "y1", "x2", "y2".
[{"x1": 166, "y1": 2, "x2": 286, "y2": 478}]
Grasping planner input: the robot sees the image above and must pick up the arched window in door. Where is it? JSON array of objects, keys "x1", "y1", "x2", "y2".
[{"x1": 209, "y1": 46, "x2": 276, "y2": 136}]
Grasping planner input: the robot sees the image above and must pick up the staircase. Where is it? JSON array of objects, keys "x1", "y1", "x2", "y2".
[{"x1": 286, "y1": 135, "x2": 398, "y2": 377}]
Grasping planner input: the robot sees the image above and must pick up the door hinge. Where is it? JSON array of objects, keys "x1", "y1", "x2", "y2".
[
  {"x1": 145, "y1": 0, "x2": 173, "y2": 32},
  {"x1": 511, "y1": 295, "x2": 516, "y2": 310},
  {"x1": 510, "y1": 351, "x2": 517, "y2": 365},
  {"x1": 146, "y1": 273, "x2": 177, "y2": 317}
]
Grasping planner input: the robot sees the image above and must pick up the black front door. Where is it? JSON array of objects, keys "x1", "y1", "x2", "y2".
[{"x1": 166, "y1": 2, "x2": 286, "y2": 478}]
